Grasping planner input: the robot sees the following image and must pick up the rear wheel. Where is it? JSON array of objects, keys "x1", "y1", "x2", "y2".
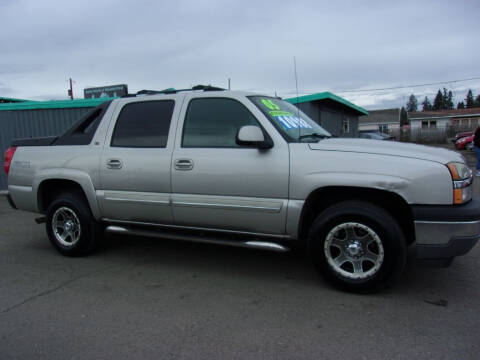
[
  {"x1": 46, "y1": 192, "x2": 102, "y2": 256},
  {"x1": 308, "y1": 201, "x2": 407, "y2": 293}
]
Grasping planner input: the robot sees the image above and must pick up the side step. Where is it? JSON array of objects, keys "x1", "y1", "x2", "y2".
[
  {"x1": 105, "y1": 225, "x2": 289, "y2": 253},
  {"x1": 35, "y1": 216, "x2": 46, "y2": 224}
]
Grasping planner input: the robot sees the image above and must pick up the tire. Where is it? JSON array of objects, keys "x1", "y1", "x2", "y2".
[
  {"x1": 308, "y1": 201, "x2": 407, "y2": 293},
  {"x1": 46, "y1": 192, "x2": 102, "y2": 256},
  {"x1": 465, "y1": 142, "x2": 473, "y2": 151}
]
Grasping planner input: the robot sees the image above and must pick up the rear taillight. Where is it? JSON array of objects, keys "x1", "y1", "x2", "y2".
[{"x1": 4, "y1": 146, "x2": 17, "y2": 175}]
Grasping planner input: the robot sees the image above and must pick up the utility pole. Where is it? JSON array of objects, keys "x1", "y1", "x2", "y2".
[
  {"x1": 228, "y1": 78, "x2": 231, "y2": 91},
  {"x1": 68, "y1": 78, "x2": 74, "y2": 99}
]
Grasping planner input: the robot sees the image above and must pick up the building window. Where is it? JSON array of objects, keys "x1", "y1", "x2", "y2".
[
  {"x1": 378, "y1": 124, "x2": 388, "y2": 133},
  {"x1": 422, "y1": 121, "x2": 429, "y2": 129},
  {"x1": 342, "y1": 119, "x2": 349, "y2": 133},
  {"x1": 430, "y1": 121, "x2": 437, "y2": 129}
]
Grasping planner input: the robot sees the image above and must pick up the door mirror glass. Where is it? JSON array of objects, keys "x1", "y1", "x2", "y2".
[{"x1": 236, "y1": 126, "x2": 273, "y2": 149}]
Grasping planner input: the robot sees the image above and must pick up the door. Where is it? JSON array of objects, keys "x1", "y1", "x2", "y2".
[
  {"x1": 171, "y1": 95, "x2": 289, "y2": 235},
  {"x1": 98, "y1": 98, "x2": 178, "y2": 224}
]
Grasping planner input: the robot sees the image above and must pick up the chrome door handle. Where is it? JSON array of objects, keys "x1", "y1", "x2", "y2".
[
  {"x1": 174, "y1": 158, "x2": 194, "y2": 171},
  {"x1": 106, "y1": 159, "x2": 123, "y2": 169}
]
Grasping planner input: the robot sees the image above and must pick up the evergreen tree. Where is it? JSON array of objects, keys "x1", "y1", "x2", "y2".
[
  {"x1": 442, "y1": 88, "x2": 449, "y2": 109},
  {"x1": 406, "y1": 94, "x2": 418, "y2": 112},
  {"x1": 400, "y1": 107, "x2": 409, "y2": 126},
  {"x1": 421, "y1": 96, "x2": 432, "y2": 111},
  {"x1": 446, "y1": 90, "x2": 454, "y2": 110},
  {"x1": 457, "y1": 101, "x2": 465, "y2": 109},
  {"x1": 433, "y1": 90, "x2": 443, "y2": 110},
  {"x1": 475, "y1": 95, "x2": 480, "y2": 108},
  {"x1": 466, "y1": 89, "x2": 475, "y2": 108}
]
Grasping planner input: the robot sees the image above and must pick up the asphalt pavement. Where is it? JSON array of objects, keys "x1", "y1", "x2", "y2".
[{"x1": 1, "y1": 148, "x2": 479, "y2": 359}]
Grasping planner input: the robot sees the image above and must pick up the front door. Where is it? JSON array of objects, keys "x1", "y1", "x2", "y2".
[{"x1": 171, "y1": 95, "x2": 289, "y2": 235}]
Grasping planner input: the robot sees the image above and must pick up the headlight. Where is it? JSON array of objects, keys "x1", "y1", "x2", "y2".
[{"x1": 446, "y1": 162, "x2": 473, "y2": 204}]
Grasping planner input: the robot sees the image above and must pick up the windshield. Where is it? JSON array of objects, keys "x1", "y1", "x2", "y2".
[{"x1": 249, "y1": 96, "x2": 331, "y2": 142}]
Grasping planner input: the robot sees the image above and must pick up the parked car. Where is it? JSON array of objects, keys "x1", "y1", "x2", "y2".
[
  {"x1": 452, "y1": 131, "x2": 473, "y2": 144},
  {"x1": 4, "y1": 88, "x2": 478, "y2": 292},
  {"x1": 358, "y1": 131, "x2": 395, "y2": 141},
  {"x1": 455, "y1": 134, "x2": 474, "y2": 150}
]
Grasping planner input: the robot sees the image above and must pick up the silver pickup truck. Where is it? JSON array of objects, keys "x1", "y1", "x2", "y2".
[{"x1": 4, "y1": 89, "x2": 479, "y2": 292}]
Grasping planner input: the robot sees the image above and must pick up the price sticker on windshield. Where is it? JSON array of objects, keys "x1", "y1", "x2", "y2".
[{"x1": 274, "y1": 115, "x2": 313, "y2": 129}]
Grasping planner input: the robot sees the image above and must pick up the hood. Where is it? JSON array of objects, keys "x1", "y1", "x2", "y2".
[{"x1": 308, "y1": 138, "x2": 464, "y2": 164}]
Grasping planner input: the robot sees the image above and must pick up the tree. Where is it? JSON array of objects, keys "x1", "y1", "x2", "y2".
[
  {"x1": 433, "y1": 90, "x2": 443, "y2": 110},
  {"x1": 475, "y1": 95, "x2": 480, "y2": 108},
  {"x1": 457, "y1": 101, "x2": 465, "y2": 109},
  {"x1": 400, "y1": 107, "x2": 409, "y2": 126},
  {"x1": 406, "y1": 94, "x2": 418, "y2": 112},
  {"x1": 466, "y1": 89, "x2": 475, "y2": 108},
  {"x1": 442, "y1": 88, "x2": 449, "y2": 109},
  {"x1": 446, "y1": 90, "x2": 454, "y2": 110},
  {"x1": 421, "y1": 96, "x2": 432, "y2": 111}
]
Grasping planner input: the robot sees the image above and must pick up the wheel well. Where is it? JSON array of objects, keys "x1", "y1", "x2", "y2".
[
  {"x1": 299, "y1": 187, "x2": 415, "y2": 245},
  {"x1": 37, "y1": 179, "x2": 88, "y2": 213}
]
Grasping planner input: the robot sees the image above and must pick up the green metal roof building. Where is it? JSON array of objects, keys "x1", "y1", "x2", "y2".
[
  {"x1": 0, "y1": 96, "x2": 31, "y2": 104},
  {"x1": 286, "y1": 92, "x2": 368, "y2": 138}
]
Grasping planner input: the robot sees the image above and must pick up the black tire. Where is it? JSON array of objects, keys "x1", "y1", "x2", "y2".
[
  {"x1": 46, "y1": 192, "x2": 102, "y2": 256},
  {"x1": 308, "y1": 201, "x2": 407, "y2": 293}
]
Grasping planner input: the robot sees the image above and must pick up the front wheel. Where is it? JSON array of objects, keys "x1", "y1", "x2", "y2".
[{"x1": 308, "y1": 201, "x2": 407, "y2": 293}]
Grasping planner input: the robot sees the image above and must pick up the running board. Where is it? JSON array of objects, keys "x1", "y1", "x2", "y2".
[
  {"x1": 105, "y1": 225, "x2": 289, "y2": 253},
  {"x1": 35, "y1": 216, "x2": 46, "y2": 224}
]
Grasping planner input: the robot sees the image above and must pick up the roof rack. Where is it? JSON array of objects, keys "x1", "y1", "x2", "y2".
[{"x1": 125, "y1": 84, "x2": 226, "y2": 97}]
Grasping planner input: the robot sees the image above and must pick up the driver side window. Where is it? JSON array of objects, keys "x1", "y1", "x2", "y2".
[{"x1": 182, "y1": 98, "x2": 260, "y2": 147}]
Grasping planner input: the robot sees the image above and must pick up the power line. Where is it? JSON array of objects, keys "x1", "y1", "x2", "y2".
[
  {"x1": 283, "y1": 76, "x2": 480, "y2": 95},
  {"x1": 336, "y1": 77, "x2": 480, "y2": 93}
]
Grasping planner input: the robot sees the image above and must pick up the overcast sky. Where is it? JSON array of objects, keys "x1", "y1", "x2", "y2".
[{"x1": 1, "y1": 0, "x2": 479, "y2": 110}]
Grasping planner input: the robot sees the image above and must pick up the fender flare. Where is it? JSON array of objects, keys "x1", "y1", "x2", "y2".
[{"x1": 33, "y1": 169, "x2": 101, "y2": 220}]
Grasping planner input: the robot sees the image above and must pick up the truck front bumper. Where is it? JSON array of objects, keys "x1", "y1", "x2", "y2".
[{"x1": 413, "y1": 198, "x2": 480, "y2": 265}]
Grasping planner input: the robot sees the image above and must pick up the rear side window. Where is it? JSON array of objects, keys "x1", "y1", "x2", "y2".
[
  {"x1": 182, "y1": 98, "x2": 260, "y2": 147},
  {"x1": 54, "y1": 101, "x2": 111, "y2": 146},
  {"x1": 111, "y1": 100, "x2": 174, "y2": 147}
]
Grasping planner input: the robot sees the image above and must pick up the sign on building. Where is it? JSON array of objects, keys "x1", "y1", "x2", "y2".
[{"x1": 84, "y1": 84, "x2": 128, "y2": 99}]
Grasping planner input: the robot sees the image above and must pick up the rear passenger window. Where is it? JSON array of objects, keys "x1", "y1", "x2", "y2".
[
  {"x1": 111, "y1": 100, "x2": 174, "y2": 147},
  {"x1": 182, "y1": 98, "x2": 260, "y2": 147}
]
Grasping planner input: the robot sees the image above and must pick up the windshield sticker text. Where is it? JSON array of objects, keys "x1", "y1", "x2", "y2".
[
  {"x1": 269, "y1": 110, "x2": 293, "y2": 117},
  {"x1": 261, "y1": 98, "x2": 280, "y2": 111},
  {"x1": 275, "y1": 116, "x2": 313, "y2": 129}
]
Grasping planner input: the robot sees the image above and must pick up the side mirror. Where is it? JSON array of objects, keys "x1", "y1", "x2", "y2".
[{"x1": 236, "y1": 126, "x2": 273, "y2": 149}]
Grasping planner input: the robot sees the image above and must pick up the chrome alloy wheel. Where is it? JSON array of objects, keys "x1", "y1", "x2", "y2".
[
  {"x1": 52, "y1": 207, "x2": 81, "y2": 247},
  {"x1": 324, "y1": 222, "x2": 385, "y2": 280}
]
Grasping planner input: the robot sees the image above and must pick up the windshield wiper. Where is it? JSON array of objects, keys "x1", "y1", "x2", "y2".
[{"x1": 298, "y1": 133, "x2": 331, "y2": 141}]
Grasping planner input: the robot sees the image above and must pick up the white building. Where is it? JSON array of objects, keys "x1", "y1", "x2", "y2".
[
  {"x1": 359, "y1": 108, "x2": 400, "y2": 133},
  {"x1": 409, "y1": 109, "x2": 480, "y2": 129}
]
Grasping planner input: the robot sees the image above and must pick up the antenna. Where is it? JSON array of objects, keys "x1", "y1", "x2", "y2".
[{"x1": 293, "y1": 56, "x2": 301, "y2": 138}]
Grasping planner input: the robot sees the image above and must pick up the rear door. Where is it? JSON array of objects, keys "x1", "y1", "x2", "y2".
[
  {"x1": 98, "y1": 97, "x2": 179, "y2": 224},
  {"x1": 171, "y1": 94, "x2": 290, "y2": 235}
]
